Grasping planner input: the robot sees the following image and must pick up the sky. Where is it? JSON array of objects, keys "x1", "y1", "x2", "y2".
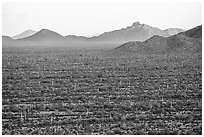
[{"x1": 2, "y1": 1, "x2": 202, "y2": 37}]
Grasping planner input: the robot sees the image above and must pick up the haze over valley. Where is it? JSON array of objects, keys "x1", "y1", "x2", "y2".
[{"x1": 3, "y1": 21, "x2": 186, "y2": 48}]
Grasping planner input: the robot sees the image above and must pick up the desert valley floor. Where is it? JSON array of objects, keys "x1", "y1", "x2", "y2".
[{"x1": 2, "y1": 46, "x2": 202, "y2": 135}]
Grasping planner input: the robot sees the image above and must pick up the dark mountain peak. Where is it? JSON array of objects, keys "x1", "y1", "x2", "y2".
[
  {"x1": 132, "y1": 21, "x2": 142, "y2": 27},
  {"x1": 38, "y1": 29, "x2": 53, "y2": 34},
  {"x1": 36, "y1": 29, "x2": 64, "y2": 37},
  {"x1": 131, "y1": 21, "x2": 144, "y2": 28},
  {"x1": 40, "y1": 28, "x2": 50, "y2": 31}
]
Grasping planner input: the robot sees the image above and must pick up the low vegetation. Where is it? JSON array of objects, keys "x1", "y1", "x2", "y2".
[{"x1": 2, "y1": 46, "x2": 202, "y2": 135}]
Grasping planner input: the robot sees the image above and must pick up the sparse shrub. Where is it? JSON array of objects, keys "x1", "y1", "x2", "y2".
[{"x1": 135, "y1": 130, "x2": 148, "y2": 135}]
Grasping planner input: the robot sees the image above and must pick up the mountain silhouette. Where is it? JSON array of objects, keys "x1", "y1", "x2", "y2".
[
  {"x1": 88, "y1": 22, "x2": 184, "y2": 43},
  {"x1": 18, "y1": 29, "x2": 67, "y2": 42},
  {"x1": 2, "y1": 36, "x2": 14, "y2": 42},
  {"x1": 12, "y1": 30, "x2": 36, "y2": 39},
  {"x1": 3, "y1": 21, "x2": 188, "y2": 46},
  {"x1": 114, "y1": 25, "x2": 202, "y2": 54},
  {"x1": 5, "y1": 21, "x2": 185, "y2": 44}
]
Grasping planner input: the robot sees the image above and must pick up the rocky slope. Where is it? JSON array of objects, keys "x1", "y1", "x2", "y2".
[{"x1": 114, "y1": 25, "x2": 201, "y2": 54}]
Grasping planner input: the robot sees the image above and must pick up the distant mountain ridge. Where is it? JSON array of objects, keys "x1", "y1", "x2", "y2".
[
  {"x1": 12, "y1": 30, "x2": 36, "y2": 39},
  {"x1": 18, "y1": 29, "x2": 67, "y2": 42},
  {"x1": 113, "y1": 25, "x2": 202, "y2": 54},
  {"x1": 8, "y1": 21, "x2": 184, "y2": 43},
  {"x1": 87, "y1": 22, "x2": 184, "y2": 43},
  {"x1": 164, "y1": 28, "x2": 185, "y2": 35}
]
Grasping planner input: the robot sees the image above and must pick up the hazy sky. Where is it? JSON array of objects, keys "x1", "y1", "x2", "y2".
[{"x1": 2, "y1": 1, "x2": 202, "y2": 37}]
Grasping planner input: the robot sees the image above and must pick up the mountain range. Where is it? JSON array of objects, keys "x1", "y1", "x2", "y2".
[
  {"x1": 2, "y1": 22, "x2": 201, "y2": 55},
  {"x1": 88, "y1": 22, "x2": 184, "y2": 42},
  {"x1": 4, "y1": 21, "x2": 184, "y2": 44},
  {"x1": 12, "y1": 30, "x2": 36, "y2": 39},
  {"x1": 113, "y1": 25, "x2": 202, "y2": 54}
]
